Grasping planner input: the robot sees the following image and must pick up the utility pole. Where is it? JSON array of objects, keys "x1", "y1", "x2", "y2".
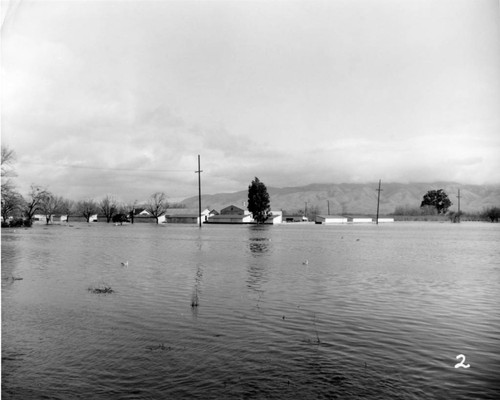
[
  {"x1": 305, "y1": 202, "x2": 308, "y2": 219},
  {"x1": 195, "y1": 155, "x2": 203, "y2": 228},
  {"x1": 376, "y1": 179, "x2": 382, "y2": 225},
  {"x1": 327, "y1": 200, "x2": 330, "y2": 215},
  {"x1": 457, "y1": 189, "x2": 461, "y2": 223}
]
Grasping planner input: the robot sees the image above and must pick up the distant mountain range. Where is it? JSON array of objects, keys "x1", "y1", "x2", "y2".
[{"x1": 181, "y1": 182, "x2": 500, "y2": 215}]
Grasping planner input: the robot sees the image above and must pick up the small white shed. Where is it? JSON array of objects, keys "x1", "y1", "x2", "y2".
[
  {"x1": 264, "y1": 211, "x2": 283, "y2": 224},
  {"x1": 207, "y1": 214, "x2": 253, "y2": 224}
]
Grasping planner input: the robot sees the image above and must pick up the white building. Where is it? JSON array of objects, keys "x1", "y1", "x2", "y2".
[
  {"x1": 207, "y1": 205, "x2": 284, "y2": 224},
  {"x1": 207, "y1": 214, "x2": 254, "y2": 224},
  {"x1": 376, "y1": 218, "x2": 395, "y2": 223},
  {"x1": 135, "y1": 209, "x2": 151, "y2": 217},
  {"x1": 264, "y1": 211, "x2": 283, "y2": 224},
  {"x1": 32, "y1": 214, "x2": 69, "y2": 224},
  {"x1": 165, "y1": 208, "x2": 213, "y2": 224},
  {"x1": 352, "y1": 218, "x2": 373, "y2": 223},
  {"x1": 315, "y1": 215, "x2": 349, "y2": 224}
]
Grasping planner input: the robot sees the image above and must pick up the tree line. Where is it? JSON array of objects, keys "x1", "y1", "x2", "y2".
[
  {"x1": 2, "y1": 145, "x2": 499, "y2": 226},
  {"x1": 1, "y1": 146, "x2": 172, "y2": 226},
  {"x1": 2, "y1": 185, "x2": 172, "y2": 227},
  {"x1": 1, "y1": 145, "x2": 276, "y2": 227},
  {"x1": 395, "y1": 188, "x2": 500, "y2": 222}
]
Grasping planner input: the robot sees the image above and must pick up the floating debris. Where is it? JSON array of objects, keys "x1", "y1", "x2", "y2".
[
  {"x1": 88, "y1": 286, "x2": 114, "y2": 294},
  {"x1": 191, "y1": 283, "x2": 199, "y2": 308},
  {"x1": 302, "y1": 260, "x2": 309, "y2": 265},
  {"x1": 121, "y1": 261, "x2": 129, "y2": 267},
  {"x1": 191, "y1": 293, "x2": 199, "y2": 308},
  {"x1": 313, "y1": 314, "x2": 321, "y2": 344},
  {"x1": 146, "y1": 343, "x2": 171, "y2": 351},
  {"x1": 11, "y1": 276, "x2": 23, "y2": 281}
]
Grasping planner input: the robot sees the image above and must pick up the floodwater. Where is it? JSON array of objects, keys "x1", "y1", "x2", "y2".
[{"x1": 2, "y1": 222, "x2": 499, "y2": 399}]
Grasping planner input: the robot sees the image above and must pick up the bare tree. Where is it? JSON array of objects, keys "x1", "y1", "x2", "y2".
[
  {"x1": 1, "y1": 145, "x2": 16, "y2": 193},
  {"x1": 23, "y1": 185, "x2": 50, "y2": 225},
  {"x1": 39, "y1": 193, "x2": 64, "y2": 225},
  {"x1": 100, "y1": 195, "x2": 117, "y2": 223},
  {"x1": 1, "y1": 189, "x2": 25, "y2": 223},
  {"x1": 146, "y1": 192, "x2": 168, "y2": 224},
  {"x1": 59, "y1": 198, "x2": 75, "y2": 222},
  {"x1": 77, "y1": 199, "x2": 98, "y2": 223},
  {"x1": 1, "y1": 146, "x2": 15, "y2": 172},
  {"x1": 1, "y1": 146, "x2": 25, "y2": 224},
  {"x1": 126, "y1": 200, "x2": 137, "y2": 224}
]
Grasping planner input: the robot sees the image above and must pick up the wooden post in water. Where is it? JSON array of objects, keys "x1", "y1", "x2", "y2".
[
  {"x1": 195, "y1": 155, "x2": 203, "y2": 228},
  {"x1": 376, "y1": 179, "x2": 382, "y2": 225}
]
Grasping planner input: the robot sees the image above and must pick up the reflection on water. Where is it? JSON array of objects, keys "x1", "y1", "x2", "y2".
[
  {"x1": 249, "y1": 239, "x2": 270, "y2": 255},
  {"x1": 248, "y1": 225, "x2": 273, "y2": 256},
  {"x1": 247, "y1": 226, "x2": 272, "y2": 292},
  {"x1": 2, "y1": 222, "x2": 500, "y2": 399},
  {"x1": 191, "y1": 264, "x2": 203, "y2": 310}
]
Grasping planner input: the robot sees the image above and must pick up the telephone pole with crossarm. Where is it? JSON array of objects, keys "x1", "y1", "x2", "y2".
[
  {"x1": 376, "y1": 179, "x2": 382, "y2": 225},
  {"x1": 195, "y1": 155, "x2": 203, "y2": 228}
]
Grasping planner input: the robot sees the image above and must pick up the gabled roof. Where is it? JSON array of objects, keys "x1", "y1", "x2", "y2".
[
  {"x1": 220, "y1": 204, "x2": 247, "y2": 214},
  {"x1": 134, "y1": 208, "x2": 150, "y2": 215}
]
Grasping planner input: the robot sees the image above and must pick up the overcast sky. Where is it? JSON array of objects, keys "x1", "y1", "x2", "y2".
[{"x1": 2, "y1": 0, "x2": 499, "y2": 203}]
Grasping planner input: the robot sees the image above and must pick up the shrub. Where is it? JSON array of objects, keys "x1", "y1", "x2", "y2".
[
  {"x1": 482, "y1": 207, "x2": 500, "y2": 223},
  {"x1": 2, "y1": 218, "x2": 30, "y2": 227}
]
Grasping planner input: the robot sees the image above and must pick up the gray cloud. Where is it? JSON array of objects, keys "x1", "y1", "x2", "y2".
[{"x1": 2, "y1": 0, "x2": 499, "y2": 202}]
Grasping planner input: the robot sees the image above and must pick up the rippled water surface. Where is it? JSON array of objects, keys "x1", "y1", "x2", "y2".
[{"x1": 2, "y1": 222, "x2": 500, "y2": 399}]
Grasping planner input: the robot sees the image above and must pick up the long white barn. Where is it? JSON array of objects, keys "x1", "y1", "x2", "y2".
[{"x1": 315, "y1": 215, "x2": 348, "y2": 224}]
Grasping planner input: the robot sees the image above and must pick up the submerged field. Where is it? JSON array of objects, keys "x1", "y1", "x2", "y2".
[{"x1": 2, "y1": 222, "x2": 499, "y2": 399}]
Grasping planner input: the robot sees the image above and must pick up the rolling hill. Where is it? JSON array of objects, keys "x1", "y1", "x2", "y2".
[{"x1": 180, "y1": 182, "x2": 500, "y2": 215}]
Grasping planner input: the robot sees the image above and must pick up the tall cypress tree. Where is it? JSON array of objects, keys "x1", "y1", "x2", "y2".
[{"x1": 247, "y1": 177, "x2": 271, "y2": 224}]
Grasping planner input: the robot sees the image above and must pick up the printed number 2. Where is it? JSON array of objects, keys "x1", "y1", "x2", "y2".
[{"x1": 454, "y1": 354, "x2": 470, "y2": 369}]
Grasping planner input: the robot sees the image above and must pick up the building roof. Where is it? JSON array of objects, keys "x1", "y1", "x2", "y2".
[
  {"x1": 166, "y1": 208, "x2": 209, "y2": 216},
  {"x1": 220, "y1": 205, "x2": 245, "y2": 213},
  {"x1": 134, "y1": 208, "x2": 150, "y2": 216},
  {"x1": 209, "y1": 214, "x2": 252, "y2": 220}
]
